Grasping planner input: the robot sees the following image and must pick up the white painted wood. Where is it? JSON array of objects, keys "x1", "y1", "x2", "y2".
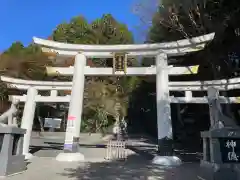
[
  {"x1": 9, "y1": 95, "x2": 240, "y2": 104},
  {"x1": 1, "y1": 76, "x2": 72, "y2": 86},
  {"x1": 40, "y1": 44, "x2": 206, "y2": 58},
  {"x1": 33, "y1": 33, "x2": 214, "y2": 52},
  {"x1": 41, "y1": 47, "x2": 161, "y2": 57},
  {"x1": 9, "y1": 74, "x2": 237, "y2": 87},
  {"x1": 20, "y1": 87, "x2": 37, "y2": 159},
  {"x1": 3, "y1": 75, "x2": 240, "y2": 91},
  {"x1": 64, "y1": 54, "x2": 86, "y2": 152},
  {"x1": 185, "y1": 91, "x2": 193, "y2": 102},
  {"x1": 6, "y1": 84, "x2": 72, "y2": 90},
  {"x1": 170, "y1": 96, "x2": 240, "y2": 104},
  {"x1": 3, "y1": 79, "x2": 240, "y2": 91},
  {"x1": 50, "y1": 90, "x2": 58, "y2": 96},
  {"x1": 46, "y1": 65, "x2": 199, "y2": 76},
  {"x1": 168, "y1": 79, "x2": 240, "y2": 91},
  {"x1": 156, "y1": 53, "x2": 172, "y2": 140},
  {"x1": 9, "y1": 95, "x2": 70, "y2": 102}
]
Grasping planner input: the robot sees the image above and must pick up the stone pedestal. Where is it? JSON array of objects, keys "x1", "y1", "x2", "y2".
[
  {"x1": 56, "y1": 152, "x2": 84, "y2": 162},
  {"x1": 0, "y1": 127, "x2": 26, "y2": 177},
  {"x1": 199, "y1": 128, "x2": 240, "y2": 180}
]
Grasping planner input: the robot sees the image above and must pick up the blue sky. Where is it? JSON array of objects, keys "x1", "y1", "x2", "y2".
[{"x1": 0, "y1": 0, "x2": 149, "y2": 52}]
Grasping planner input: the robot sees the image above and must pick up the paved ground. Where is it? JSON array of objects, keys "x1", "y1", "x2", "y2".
[
  {"x1": 3, "y1": 133, "x2": 204, "y2": 180},
  {"x1": 30, "y1": 133, "x2": 108, "y2": 160},
  {"x1": 4, "y1": 156, "x2": 202, "y2": 180}
]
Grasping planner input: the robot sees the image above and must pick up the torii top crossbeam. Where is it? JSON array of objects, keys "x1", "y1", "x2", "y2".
[{"x1": 33, "y1": 33, "x2": 215, "y2": 58}]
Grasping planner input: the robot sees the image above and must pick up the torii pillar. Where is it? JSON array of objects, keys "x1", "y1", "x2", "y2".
[
  {"x1": 152, "y1": 53, "x2": 182, "y2": 166},
  {"x1": 21, "y1": 87, "x2": 38, "y2": 160},
  {"x1": 56, "y1": 53, "x2": 86, "y2": 162}
]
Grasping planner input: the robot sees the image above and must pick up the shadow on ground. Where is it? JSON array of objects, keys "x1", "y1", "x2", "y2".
[
  {"x1": 30, "y1": 136, "x2": 202, "y2": 162},
  {"x1": 59, "y1": 154, "x2": 200, "y2": 180},
  {"x1": 126, "y1": 134, "x2": 202, "y2": 162}
]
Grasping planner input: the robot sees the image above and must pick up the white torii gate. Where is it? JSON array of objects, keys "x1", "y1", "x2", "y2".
[
  {"x1": 3, "y1": 82, "x2": 71, "y2": 160},
  {"x1": 5, "y1": 75, "x2": 240, "y2": 104},
  {"x1": 4, "y1": 67, "x2": 240, "y2": 161},
  {"x1": 4, "y1": 55, "x2": 240, "y2": 165},
  {"x1": 4, "y1": 68, "x2": 240, "y2": 164},
  {"x1": 31, "y1": 33, "x2": 216, "y2": 165}
]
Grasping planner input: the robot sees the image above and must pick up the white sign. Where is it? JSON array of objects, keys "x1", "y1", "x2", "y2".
[{"x1": 44, "y1": 118, "x2": 62, "y2": 129}]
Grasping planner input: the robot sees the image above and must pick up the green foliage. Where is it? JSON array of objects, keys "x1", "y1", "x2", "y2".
[
  {"x1": 81, "y1": 107, "x2": 113, "y2": 134},
  {"x1": 0, "y1": 13, "x2": 139, "y2": 133},
  {"x1": 0, "y1": 80, "x2": 9, "y2": 102},
  {"x1": 0, "y1": 42, "x2": 53, "y2": 114},
  {"x1": 51, "y1": 14, "x2": 138, "y2": 133},
  {"x1": 145, "y1": 0, "x2": 240, "y2": 79},
  {"x1": 146, "y1": 0, "x2": 240, "y2": 44},
  {"x1": 53, "y1": 16, "x2": 94, "y2": 44},
  {"x1": 91, "y1": 14, "x2": 134, "y2": 44},
  {"x1": 52, "y1": 14, "x2": 134, "y2": 45},
  {"x1": 1, "y1": 44, "x2": 52, "y2": 80},
  {"x1": 4, "y1": 42, "x2": 25, "y2": 55},
  {"x1": 133, "y1": 0, "x2": 240, "y2": 138}
]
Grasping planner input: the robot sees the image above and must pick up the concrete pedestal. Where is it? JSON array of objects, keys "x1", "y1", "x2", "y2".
[
  {"x1": 152, "y1": 156, "x2": 182, "y2": 166},
  {"x1": 24, "y1": 152, "x2": 34, "y2": 160},
  {"x1": 56, "y1": 152, "x2": 84, "y2": 162},
  {"x1": 199, "y1": 128, "x2": 240, "y2": 180},
  {"x1": 0, "y1": 127, "x2": 26, "y2": 177}
]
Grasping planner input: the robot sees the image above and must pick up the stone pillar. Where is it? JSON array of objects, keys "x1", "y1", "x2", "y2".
[
  {"x1": 20, "y1": 87, "x2": 37, "y2": 160},
  {"x1": 185, "y1": 91, "x2": 192, "y2": 102},
  {"x1": 152, "y1": 53, "x2": 181, "y2": 166},
  {"x1": 50, "y1": 90, "x2": 58, "y2": 96},
  {"x1": 56, "y1": 53, "x2": 86, "y2": 162}
]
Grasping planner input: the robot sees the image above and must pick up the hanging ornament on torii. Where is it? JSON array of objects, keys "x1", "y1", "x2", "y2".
[{"x1": 112, "y1": 52, "x2": 128, "y2": 74}]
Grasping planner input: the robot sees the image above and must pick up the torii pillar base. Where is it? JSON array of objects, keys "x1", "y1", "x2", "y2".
[
  {"x1": 56, "y1": 152, "x2": 84, "y2": 162},
  {"x1": 152, "y1": 156, "x2": 182, "y2": 166},
  {"x1": 24, "y1": 153, "x2": 34, "y2": 160}
]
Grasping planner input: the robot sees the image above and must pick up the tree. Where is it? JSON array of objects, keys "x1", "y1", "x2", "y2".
[
  {"x1": 144, "y1": 0, "x2": 240, "y2": 79},
  {"x1": 4, "y1": 42, "x2": 25, "y2": 55},
  {"x1": 52, "y1": 14, "x2": 134, "y2": 45},
  {"x1": 51, "y1": 14, "x2": 138, "y2": 133},
  {"x1": 132, "y1": 0, "x2": 240, "y2": 145},
  {"x1": 0, "y1": 43, "x2": 54, "y2": 119},
  {"x1": 0, "y1": 44, "x2": 53, "y2": 80}
]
